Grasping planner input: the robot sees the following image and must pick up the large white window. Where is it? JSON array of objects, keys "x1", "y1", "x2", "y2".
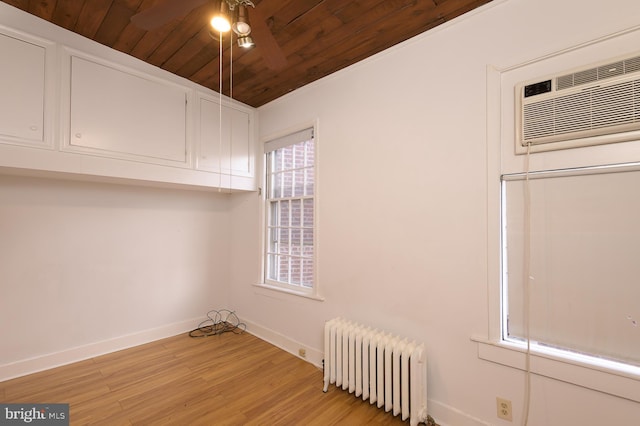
[
  {"x1": 263, "y1": 128, "x2": 315, "y2": 293},
  {"x1": 479, "y1": 34, "x2": 640, "y2": 406},
  {"x1": 501, "y1": 165, "x2": 640, "y2": 369}
]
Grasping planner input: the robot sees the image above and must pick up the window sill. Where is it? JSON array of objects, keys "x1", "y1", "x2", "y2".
[
  {"x1": 471, "y1": 336, "x2": 640, "y2": 402},
  {"x1": 253, "y1": 282, "x2": 325, "y2": 302}
]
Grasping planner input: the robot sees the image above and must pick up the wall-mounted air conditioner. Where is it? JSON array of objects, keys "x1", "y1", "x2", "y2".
[{"x1": 515, "y1": 52, "x2": 640, "y2": 154}]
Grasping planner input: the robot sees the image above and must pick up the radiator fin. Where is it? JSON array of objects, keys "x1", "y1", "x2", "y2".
[{"x1": 322, "y1": 318, "x2": 428, "y2": 426}]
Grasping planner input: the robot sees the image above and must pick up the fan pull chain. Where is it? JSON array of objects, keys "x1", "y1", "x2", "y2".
[
  {"x1": 218, "y1": 31, "x2": 223, "y2": 192},
  {"x1": 228, "y1": 30, "x2": 233, "y2": 192},
  {"x1": 230, "y1": 31, "x2": 233, "y2": 101}
]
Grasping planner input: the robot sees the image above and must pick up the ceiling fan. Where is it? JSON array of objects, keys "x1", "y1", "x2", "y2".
[{"x1": 130, "y1": 0, "x2": 287, "y2": 70}]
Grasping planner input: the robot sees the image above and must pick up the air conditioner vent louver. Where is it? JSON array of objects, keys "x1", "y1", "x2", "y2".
[
  {"x1": 555, "y1": 55, "x2": 640, "y2": 91},
  {"x1": 517, "y1": 52, "x2": 640, "y2": 152},
  {"x1": 573, "y1": 67, "x2": 598, "y2": 87},
  {"x1": 556, "y1": 74, "x2": 574, "y2": 90},
  {"x1": 624, "y1": 56, "x2": 640, "y2": 74},
  {"x1": 597, "y1": 61, "x2": 624, "y2": 79},
  {"x1": 522, "y1": 78, "x2": 640, "y2": 142}
]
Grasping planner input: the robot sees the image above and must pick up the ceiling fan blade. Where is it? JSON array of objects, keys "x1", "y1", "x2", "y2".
[
  {"x1": 130, "y1": 0, "x2": 209, "y2": 31},
  {"x1": 249, "y1": 6, "x2": 287, "y2": 70}
]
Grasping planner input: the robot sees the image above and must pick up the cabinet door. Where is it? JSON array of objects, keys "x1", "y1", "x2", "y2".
[
  {"x1": 0, "y1": 32, "x2": 46, "y2": 145},
  {"x1": 67, "y1": 56, "x2": 188, "y2": 165},
  {"x1": 229, "y1": 106, "x2": 252, "y2": 177},
  {"x1": 198, "y1": 97, "x2": 252, "y2": 177}
]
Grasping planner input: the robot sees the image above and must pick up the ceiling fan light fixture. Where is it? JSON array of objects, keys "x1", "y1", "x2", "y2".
[
  {"x1": 211, "y1": 1, "x2": 231, "y2": 33},
  {"x1": 237, "y1": 35, "x2": 254, "y2": 48},
  {"x1": 232, "y1": 5, "x2": 251, "y2": 36}
]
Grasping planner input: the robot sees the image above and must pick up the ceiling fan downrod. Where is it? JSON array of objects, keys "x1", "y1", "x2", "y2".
[{"x1": 223, "y1": 0, "x2": 255, "y2": 11}]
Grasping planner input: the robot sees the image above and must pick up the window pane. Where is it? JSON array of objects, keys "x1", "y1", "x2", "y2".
[
  {"x1": 267, "y1": 226, "x2": 277, "y2": 253},
  {"x1": 290, "y1": 199, "x2": 301, "y2": 227},
  {"x1": 285, "y1": 145, "x2": 295, "y2": 169},
  {"x1": 302, "y1": 258, "x2": 313, "y2": 287},
  {"x1": 271, "y1": 150, "x2": 280, "y2": 172},
  {"x1": 278, "y1": 256, "x2": 290, "y2": 282},
  {"x1": 304, "y1": 168, "x2": 314, "y2": 196},
  {"x1": 271, "y1": 171, "x2": 281, "y2": 198},
  {"x1": 293, "y1": 168, "x2": 305, "y2": 197},
  {"x1": 503, "y1": 170, "x2": 640, "y2": 366},
  {"x1": 264, "y1": 129, "x2": 314, "y2": 289},
  {"x1": 303, "y1": 199, "x2": 313, "y2": 227},
  {"x1": 290, "y1": 257, "x2": 302, "y2": 284},
  {"x1": 291, "y1": 228, "x2": 301, "y2": 256},
  {"x1": 302, "y1": 229, "x2": 313, "y2": 256},
  {"x1": 267, "y1": 254, "x2": 277, "y2": 281},
  {"x1": 305, "y1": 140, "x2": 314, "y2": 165},
  {"x1": 278, "y1": 227, "x2": 290, "y2": 254},
  {"x1": 282, "y1": 170, "x2": 294, "y2": 198},
  {"x1": 279, "y1": 200, "x2": 290, "y2": 227},
  {"x1": 272, "y1": 147, "x2": 291, "y2": 172},
  {"x1": 269, "y1": 202, "x2": 278, "y2": 227},
  {"x1": 293, "y1": 142, "x2": 305, "y2": 169}
]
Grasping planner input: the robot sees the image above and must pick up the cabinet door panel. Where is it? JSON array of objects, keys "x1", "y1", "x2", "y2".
[
  {"x1": 0, "y1": 33, "x2": 45, "y2": 143},
  {"x1": 198, "y1": 97, "x2": 252, "y2": 176},
  {"x1": 199, "y1": 97, "x2": 230, "y2": 173},
  {"x1": 69, "y1": 56, "x2": 187, "y2": 164},
  {"x1": 229, "y1": 107, "x2": 251, "y2": 176}
]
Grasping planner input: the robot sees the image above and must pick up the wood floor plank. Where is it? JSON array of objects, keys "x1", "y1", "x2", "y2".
[{"x1": 0, "y1": 331, "x2": 412, "y2": 425}]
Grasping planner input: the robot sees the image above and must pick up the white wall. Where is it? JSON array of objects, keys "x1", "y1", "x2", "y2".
[
  {"x1": 0, "y1": 175, "x2": 231, "y2": 378},
  {"x1": 2, "y1": 0, "x2": 640, "y2": 424},
  {"x1": 0, "y1": 2, "x2": 238, "y2": 380},
  {"x1": 230, "y1": 0, "x2": 640, "y2": 425}
]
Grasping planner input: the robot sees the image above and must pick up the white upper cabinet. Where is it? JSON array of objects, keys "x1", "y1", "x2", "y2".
[
  {"x1": 197, "y1": 96, "x2": 253, "y2": 178},
  {"x1": 0, "y1": 5, "x2": 256, "y2": 192},
  {"x1": 65, "y1": 54, "x2": 189, "y2": 166},
  {"x1": 0, "y1": 31, "x2": 49, "y2": 147}
]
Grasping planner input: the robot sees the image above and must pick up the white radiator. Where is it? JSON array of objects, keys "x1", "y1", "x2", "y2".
[{"x1": 322, "y1": 318, "x2": 428, "y2": 426}]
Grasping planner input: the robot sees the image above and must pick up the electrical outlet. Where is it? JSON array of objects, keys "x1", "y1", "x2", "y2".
[
  {"x1": 298, "y1": 348, "x2": 306, "y2": 358},
  {"x1": 496, "y1": 397, "x2": 512, "y2": 421}
]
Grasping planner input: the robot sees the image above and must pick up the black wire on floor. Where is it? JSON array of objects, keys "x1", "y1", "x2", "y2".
[{"x1": 189, "y1": 309, "x2": 246, "y2": 338}]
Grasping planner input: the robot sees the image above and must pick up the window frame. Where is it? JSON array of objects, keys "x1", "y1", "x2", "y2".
[
  {"x1": 500, "y1": 166, "x2": 640, "y2": 368},
  {"x1": 258, "y1": 123, "x2": 322, "y2": 300},
  {"x1": 474, "y1": 64, "x2": 640, "y2": 403},
  {"x1": 475, "y1": 165, "x2": 640, "y2": 403}
]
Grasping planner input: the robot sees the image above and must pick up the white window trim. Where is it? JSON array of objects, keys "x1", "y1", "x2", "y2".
[
  {"x1": 252, "y1": 281, "x2": 325, "y2": 301},
  {"x1": 477, "y1": 64, "x2": 640, "y2": 403},
  {"x1": 471, "y1": 337, "x2": 640, "y2": 402},
  {"x1": 256, "y1": 120, "x2": 323, "y2": 301}
]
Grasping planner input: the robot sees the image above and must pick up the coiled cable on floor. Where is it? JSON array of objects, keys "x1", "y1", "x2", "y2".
[{"x1": 189, "y1": 309, "x2": 246, "y2": 338}]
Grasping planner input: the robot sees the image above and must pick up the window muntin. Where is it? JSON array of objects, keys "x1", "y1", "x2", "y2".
[{"x1": 265, "y1": 131, "x2": 315, "y2": 290}]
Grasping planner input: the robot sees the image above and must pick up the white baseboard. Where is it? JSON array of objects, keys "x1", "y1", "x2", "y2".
[
  {"x1": 0, "y1": 317, "x2": 201, "y2": 382},
  {"x1": 428, "y1": 399, "x2": 492, "y2": 426},
  {"x1": 241, "y1": 317, "x2": 324, "y2": 369},
  {"x1": 241, "y1": 318, "x2": 492, "y2": 426},
  {"x1": 2, "y1": 317, "x2": 492, "y2": 426}
]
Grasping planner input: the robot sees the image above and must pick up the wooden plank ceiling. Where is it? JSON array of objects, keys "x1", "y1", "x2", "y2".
[{"x1": 1, "y1": 0, "x2": 493, "y2": 107}]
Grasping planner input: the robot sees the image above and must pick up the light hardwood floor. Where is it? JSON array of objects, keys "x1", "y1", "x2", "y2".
[{"x1": 0, "y1": 331, "x2": 413, "y2": 425}]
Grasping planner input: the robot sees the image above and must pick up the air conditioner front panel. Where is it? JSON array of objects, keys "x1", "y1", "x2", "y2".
[{"x1": 515, "y1": 52, "x2": 640, "y2": 154}]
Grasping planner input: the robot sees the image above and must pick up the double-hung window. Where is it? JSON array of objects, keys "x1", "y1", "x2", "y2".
[{"x1": 264, "y1": 128, "x2": 315, "y2": 293}]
